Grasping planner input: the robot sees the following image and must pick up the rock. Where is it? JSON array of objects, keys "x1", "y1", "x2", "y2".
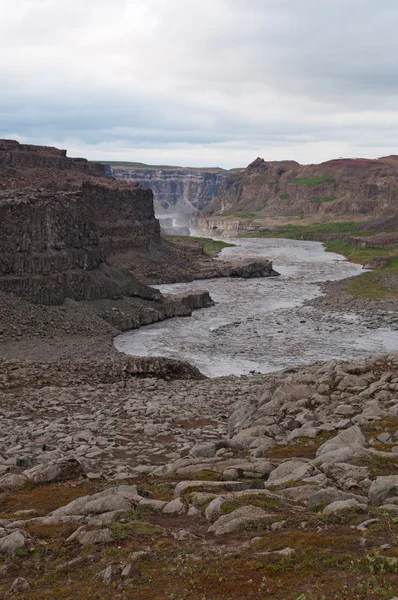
[
  {"x1": 356, "y1": 518, "x2": 379, "y2": 532},
  {"x1": 163, "y1": 498, "x2": 186, "y2": 514},
  {"x1": 307, "y1": 487, "x2": 368, "y2": 511},
  {"x1": 208, "y1": 506, "x2": 276, "y2": 536},
  {"x1": 5, "y1": 577, "x2": 30, "y2": 596},
  {"x1": 314, "y1": 445, "x2": 368, "y2": 465},
  {"x1": 0, "y1": 473, "x2": 27, "y2": 491},
  {"x1": 0, "y1": 531, "x2": 29, "y2": 556},
  {"x1": 95, "y1": 565, "x2": 116, "y2": 585},
  {"x1": 24, "y1": 458, "x2": 85, "y2": 484},
  {"x1": 369, "y1": 476, "x2": 398, "y2": 505},
  {"x1": 174, "y1": 480, "x2": 263, "y2": 498},
  {"x1": 52, "y1": 486, "x2": 139, "y2": 516},
  {"x1": 121, "y1": 563, "x2": 140, "y2": 579},
  {"x1": 266, "y1": 460, "x2": 316, "y2": 488},
  {"x1": 322, "y1": 498, "x2": 367, "y2": 515},
  {"x1": 228, "y1": 427, "x2": 273, "y2": 449},
  {"x1": 189, "y1": 442, "x2": 226, "y2": 458},
  {"x1": 82, "y1": 493, "x2": 139, "y2": 515},
  {"x1": 316, "y1": 426, "x2": 367, "y2": 458},
  {"x1": 205, "y1": 496, "x2": 227, "y2": 523},
  {"x1": 259, "y1": 547, "x2": 295, "y2": 557},
  {"x1": 77, "y1": 528, "x2": 113, "y2": 546}
]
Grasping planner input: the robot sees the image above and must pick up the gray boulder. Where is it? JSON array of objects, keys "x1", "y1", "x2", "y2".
[
  {"x1": 24, "y1": 458, "x2": 85, "y2": 484},
  {"x1": 0, "y1": 531, "x2": 30, "y2": 556},
  {"x1": 369, "y1": 476, "x2": 398, "y2": 505},
  {"x1": 208, "y1": 505, "x2": 276, "y2": 536},
  {"x1": 323, "y1": 498, "x2": 367, "y2": 515},
  {"x1": 316, "y1": 426, "x2": 366, "y2": 458},
  {"x1": 266, "y1": 460, "x2": 316, "y2": 488},
  {"x1": 307, "y1": 487, "x2": 368, "y2": 511}
]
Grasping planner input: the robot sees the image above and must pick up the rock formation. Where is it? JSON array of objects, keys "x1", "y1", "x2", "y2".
[
  {"x1": 0, "y1": 141, "x2": 216, "y2": 336},
  {"x1": 196, "y1": 155, "x2": 398, "y2": 234},
  {"x1": 110, "y1": 165, "x2": 235, "y2": 232}
]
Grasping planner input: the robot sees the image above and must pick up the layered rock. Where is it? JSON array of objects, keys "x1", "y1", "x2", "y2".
[
  {"x1": 110, "y1": 164, "x2": 233, "y2": 219},
  {"x1": 196, "y1": 155, "x2": 398, "y2": 233},
  {"x1": 0, "y1": 186, "x2": 159, "y2": 305}
]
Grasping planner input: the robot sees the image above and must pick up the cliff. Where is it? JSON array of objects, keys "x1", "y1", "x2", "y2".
[
  {"x1": 0, "y1": 140, "x2": 219, "y2": 347},
  {"x1": 109, "y1": 165, "x2": 232, "y2": 218},
  {"x1": 200, "y1": 155, "x2": 398, "y2": 224}
]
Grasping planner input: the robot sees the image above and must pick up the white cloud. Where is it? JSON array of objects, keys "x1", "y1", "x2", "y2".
[{"x1": 0, "y1": 0, "x2": 397, "y2": 167}]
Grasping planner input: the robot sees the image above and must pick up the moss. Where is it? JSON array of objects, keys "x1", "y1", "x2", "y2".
[
  {"x1": 289, "y1": 176, "x2": 337, "y2": 188},
  {"x1": 311, "y1": 196, "x2": 336, "y2": 205},
  {"x1": 110, "y1": 521, "x2": 163, "y2": 539}
]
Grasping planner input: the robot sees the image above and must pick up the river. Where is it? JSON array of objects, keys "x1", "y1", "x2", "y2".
[{"x1": 114, "y1": 238, "x2": 398, "y2": 377}]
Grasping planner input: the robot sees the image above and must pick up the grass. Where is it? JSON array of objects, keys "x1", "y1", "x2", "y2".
[
  {"x1": 248, "y1": 222, "x2": 360, "y2": 240},
  {"x1": 162, "y1": 235, "x2": 235, "y2": 256},
  {"x1": 289, "y1": 176, "x2": 337, "y2": 188},
  {"x1": 324, "y1": 239, "x2": 398, "y2": 264},
  {"x1": 279, "y1": 193, "x2": 290, "y2": 200},
  {"x1": 311, "y1": 196, "x2": 336, "y2": 205},
  {"x1": 344, "y1": 271, "x2": 398, "y2": 300}
]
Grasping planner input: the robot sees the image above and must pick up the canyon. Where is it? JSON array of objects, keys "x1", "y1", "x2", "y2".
[
  {"x1": 195, "y1": 155, "x2": 398, "y2": 237},
  {"x1": 110, "y1": 163, "x2": 236, "y2": 233},
  {"x1": 0, "y1": 140, "x2": 276, "y2": 363},
  {"x1": 1, "y1": 142, "x2": 398, "y2": 599}
]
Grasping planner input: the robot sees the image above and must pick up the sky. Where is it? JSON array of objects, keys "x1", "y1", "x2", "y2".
[{"x1": 1, "y1": 0, "x2": 398, "y2": 168}]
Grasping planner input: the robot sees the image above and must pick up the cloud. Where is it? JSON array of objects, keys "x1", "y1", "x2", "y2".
[{"x1": 0, "y1": 0, "x2": 397, "y2": 167}]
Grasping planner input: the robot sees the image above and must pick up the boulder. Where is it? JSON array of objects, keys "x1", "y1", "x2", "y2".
[
  {"x1": 174, "y1": 480, "x2": 263, "y2": 499},
  {"x1": 24, "y1": 458, "x2": 85, "y2": 484},
  {"x1": 307, "y1": 487, "x2": 368, "y2": 511},
  {"x1": 0, "y1": 531, "x2": 30, "y2": 556},
  {"x1": 322, "y1": 498, "x2": 367, "y2": 515},
  {"x1": 208, "y1": 506, "x2": 276, "y2": 536},
  {"x1": 316, "y1": 426, "x2": 367, "y2": 458},
  {"x1": 51, "y1": 485, "x2": 139, "y2": 516},
  {"x1": 368, "y1": 476, "x2": 398, "y2": 505},
  {"x1": 163, "y1": 498, "x2": 186, "y2": 514},
  {"x1": 266, "y1": 460, "x2": 316, "y2": 488},
  {"x1": 0, "y1": 473, "x2": 28, "y2": 491}
]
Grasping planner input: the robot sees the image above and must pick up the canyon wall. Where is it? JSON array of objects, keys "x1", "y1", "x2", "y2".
[
  {"x1": 196, "y1": 156, "x2": 398, "y2": 233},
  {"x1": 0, "y1": 185, "x2": 160, "y2": 305},
  {"x1": 110, "y1": 165, "x2": 232, "y2": 216},
  {"x1": 0, "y1": 140, "x2": 189, "y2": 305}
]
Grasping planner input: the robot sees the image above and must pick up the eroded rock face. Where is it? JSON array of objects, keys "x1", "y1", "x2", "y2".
[
  {"x1": 110, "y1": 165, "x2": 231, "y2": 214},
  {"x1": 197, "y1": 155, "x2": 398, "y2": 232}
]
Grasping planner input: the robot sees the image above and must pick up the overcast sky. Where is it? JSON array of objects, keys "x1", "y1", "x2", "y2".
[{"x1": 1, "y1": 0, "x2": 398, "y2": 168}]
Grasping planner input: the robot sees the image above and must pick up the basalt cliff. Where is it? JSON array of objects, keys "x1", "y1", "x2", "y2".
[
  {"x1": 110, "y1": 164, "x2": 234, "y2": 232},
  {"x1": 196, "y1": 155, "x2": 398, "y2": 235}
]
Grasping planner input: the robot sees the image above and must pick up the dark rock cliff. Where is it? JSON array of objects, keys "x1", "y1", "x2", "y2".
[{"x1": 0, "y1": 141, "x2": 208, "y2": 312}]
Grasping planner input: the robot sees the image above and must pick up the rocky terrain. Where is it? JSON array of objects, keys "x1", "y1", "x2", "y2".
[
  {"x1": 196, "y1": 155, "x2": 398, "y2": 237},
  {"x1": 0, "y1": 353, "x2": 398, "y2": 598},
  {"x1": 0, "y1": 140, "x2": 276, "y2": 362}
]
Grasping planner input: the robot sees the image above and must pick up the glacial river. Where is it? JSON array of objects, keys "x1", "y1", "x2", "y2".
[{"x1": 115, "y1": 238, "x2": 398, "y2": 377}]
